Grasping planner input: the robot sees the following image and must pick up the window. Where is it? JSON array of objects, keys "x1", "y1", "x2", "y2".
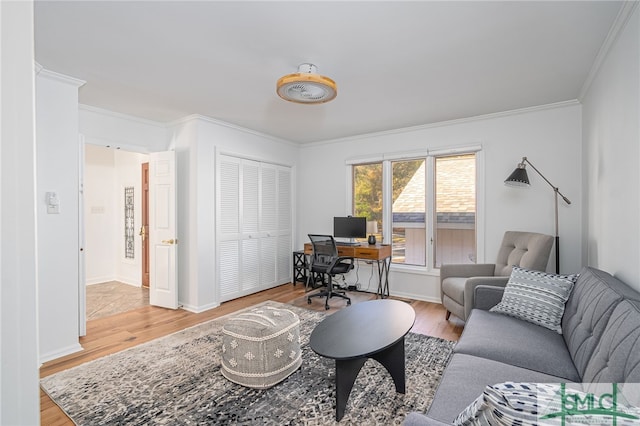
[
  {"x1": 350, "y1": 150, "x2": 478, "y2": 270},
  {"x1": 392, "y1": 159, "x2": 426, "y2": 266},
  {"x1": 353, "y1": 163, "x2": 383, "y2": 242},
  {"x1": 434, "y1": 154, "x2": 476, "y2": 268}
]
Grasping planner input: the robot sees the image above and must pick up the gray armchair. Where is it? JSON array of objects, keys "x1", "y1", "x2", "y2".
[{"x1": 440, "y1": 231, "x2": 554, "y2": 322}]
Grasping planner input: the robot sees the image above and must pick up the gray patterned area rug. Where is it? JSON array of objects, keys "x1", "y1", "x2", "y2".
[{"x1": 41, "y1": 301, "x2": 455, "y2": 425}]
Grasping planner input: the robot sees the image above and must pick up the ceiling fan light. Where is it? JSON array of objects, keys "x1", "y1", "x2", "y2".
[{"x1": 276, "y1": 63, "x2": 337, "y2": 104}]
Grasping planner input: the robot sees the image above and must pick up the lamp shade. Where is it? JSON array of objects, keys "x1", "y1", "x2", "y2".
[
  {"x1": 504, "y1": 165, "x2": 530, "y2": 187},
  {"x1": 366, "y1": 220, "x2": 378, "y2": 234}
]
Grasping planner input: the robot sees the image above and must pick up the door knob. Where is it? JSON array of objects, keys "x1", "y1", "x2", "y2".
[
  {"x1": 139, "y1": 227, "x2": 146, "y2": 241},
  {"x1": 161, "y1": 239, "x2": 177, "y2": 245}
]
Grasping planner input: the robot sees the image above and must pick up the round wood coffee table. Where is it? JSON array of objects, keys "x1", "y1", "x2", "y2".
[{"x1": 309, "y1": 299, "x2": 416, "y2": 421}]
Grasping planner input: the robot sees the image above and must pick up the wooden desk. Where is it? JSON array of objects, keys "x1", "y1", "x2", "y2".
[{"x1": 303, "y1": 243, "x2": 392, "y2": 298}]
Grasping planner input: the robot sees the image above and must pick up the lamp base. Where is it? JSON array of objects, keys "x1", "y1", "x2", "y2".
[{"x1": 368, "y1": 235, "x2": 376, "y2": 245}]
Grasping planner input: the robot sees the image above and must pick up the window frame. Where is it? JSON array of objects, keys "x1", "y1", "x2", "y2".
[{"x1": 347, "y1": 145, "x2": 484, "y2": 274}]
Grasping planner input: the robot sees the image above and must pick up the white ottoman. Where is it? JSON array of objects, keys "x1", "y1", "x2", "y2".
[{"x1": 221, "y1": 306, "x2": 302, "y2": 389}]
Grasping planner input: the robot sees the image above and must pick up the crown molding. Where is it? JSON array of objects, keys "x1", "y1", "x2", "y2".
[
  {"x1": 304, "y1": 100, "x2": 580, "y2": 148},
  {"x1": 36, "y1": 66, "x2": 85, "y2": 87},
  {"x1": 79, "y1": 104, "x2": 168, "y2": 129},
  {"x1": 170, "y1": 114, "x2": 297, "y2": 147},
  {"x1": 579, "y1": 1, "x2": 639, "y2": 101}
]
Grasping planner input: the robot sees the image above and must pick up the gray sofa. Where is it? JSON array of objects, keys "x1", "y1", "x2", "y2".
[{"x1": 406, "y1": 266, "x2": 640, "y2": 425}]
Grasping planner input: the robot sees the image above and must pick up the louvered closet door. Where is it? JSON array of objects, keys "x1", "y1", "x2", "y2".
[
  {"x1": 276, "y1": 167, "x2": 292, "y2": 283},
  {"x1": 241, "y1": 160, "x2": 261, "y2": 294},
  {"x1": 218, "y1": 156, "x2": 242, "y2": 301},
  {"x1": 260, "y1": 164, "x2": 278, "y2": 288},
  {"x1": 217, "y1": 154, "x2": 293, "y2": 303}
]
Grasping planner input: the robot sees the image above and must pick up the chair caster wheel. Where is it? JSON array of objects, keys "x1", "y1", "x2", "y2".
[
  {"x1": 325, "y1": 305, "x2": 330, "y2": 310},
  {"x1": 307, "y1": 299, "x2": 311, "y2": 305},
  {"x1": 347, "y1": 301, "x2": 351, "y2": 306}
]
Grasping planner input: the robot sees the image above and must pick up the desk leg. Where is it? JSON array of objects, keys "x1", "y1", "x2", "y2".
[
  {"x1": 335, "y1": 357, "x2": 367, "y2": 421},
  {"x1": 376, "y1": 257, "x2": 391, "y2": 298}
]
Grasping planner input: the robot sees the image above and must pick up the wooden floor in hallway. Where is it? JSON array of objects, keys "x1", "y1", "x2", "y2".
[
  {"x1": 40, "y1": 283, "x2": 464, "y2": 426},
  {"x1": 86, "y1": 281, "x2": 149, "y2": 321}
]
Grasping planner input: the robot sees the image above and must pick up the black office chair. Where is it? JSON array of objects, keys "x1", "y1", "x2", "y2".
[{"x1": 306, "y1": 234, "x2": 354, "y2": 310}]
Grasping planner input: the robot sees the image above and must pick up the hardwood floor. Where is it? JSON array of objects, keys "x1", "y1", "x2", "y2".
[{"x1": 40, "y1": 283, "x2": 463, "y2": 425}]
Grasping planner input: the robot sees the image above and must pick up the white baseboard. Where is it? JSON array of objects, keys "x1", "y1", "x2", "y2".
[
  {"x1": 180, "y1": 301, "x2": 220, "y2": 314},
  {"x1": 39, "y1": 342, "x2": 83, "y2": 364},
  {"x1": 85, "y1": 276, "x2": 116, "y2": 285},
  {"x1": 86, "y1": 277, "x2": 141, "y2": 287},
  {"x1": 355, "y1": 289, "x2": 441, "y2": 304},
  {"x1": 115, "y1": 278, "x2": 141, "y2": 287},
  {"x1": 389, "y1": 291, "x2": 441, "y2": 304}
]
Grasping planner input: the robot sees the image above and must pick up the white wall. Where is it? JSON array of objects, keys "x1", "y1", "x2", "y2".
[
  {"x1": 0, "y1": 1, "x2": 40, "y2": 423},
  {"x1": 581, "y1": 5, "x2": 640, "y2": 291},
  {"x1": 36, "y1": 69, "x2": 85, "y2": 363},
  {"x1": 84, "y1": 145, "x2": 149, "y2": 286},
  {"x1": 84, "y1": 145, "x2": 116, "y2": 284},
  {"x1": 298, "y1": 104, "x2": 583, "y2": 302},
  {"x1": 80, "y1": 105, "x2": 168, "y2": 154},
  {"x1": 170, "y1": 116, "x2": 299, "y2": 312}
]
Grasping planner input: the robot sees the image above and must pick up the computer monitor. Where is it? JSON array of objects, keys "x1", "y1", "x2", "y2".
[{"x1": 333, "y1": 216, "x2": 366, "y2": 243}]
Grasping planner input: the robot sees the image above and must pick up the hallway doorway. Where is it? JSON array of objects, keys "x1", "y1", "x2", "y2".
[{"x1": 83, "y1": 144, "x2": 151, "y2": 324}]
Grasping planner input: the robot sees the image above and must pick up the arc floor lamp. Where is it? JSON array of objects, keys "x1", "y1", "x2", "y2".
[{"x1": 504, "y1": 157, "x2": 571, "y2": 274}]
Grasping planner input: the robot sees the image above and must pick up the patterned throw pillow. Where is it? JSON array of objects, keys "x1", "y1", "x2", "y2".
[
  {"x1": 454, "y1": 382, "x2": 640, "y2": 426},
  {"x1": 453, "y1": 382, "x2": 542, "y2": 426},
  {"x1": 490, "y1": 266, "x2": 578, "y2": 333}
]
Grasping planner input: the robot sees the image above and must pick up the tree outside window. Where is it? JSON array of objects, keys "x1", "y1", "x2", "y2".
[{"x1": 353, "y1": 163, "x2": 383, "y2": 242}]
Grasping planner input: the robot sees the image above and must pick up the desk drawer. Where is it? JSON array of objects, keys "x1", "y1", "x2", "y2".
[
  {"x1": 337, "y1": 247, "x2": 355, "y2": 257},
  {"x1": 354, "y1": 248, "x2": 379, "y2": 260}
]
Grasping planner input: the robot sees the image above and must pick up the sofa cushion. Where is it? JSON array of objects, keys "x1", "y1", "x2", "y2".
[
  {"x1": 454, "y1": 309, "x2": 580, "y2": 381},
  {"x1": 582, "y1": 300, "x2": 640, "y2": 383},
  {"x1": 490, "y1": 266, "x2": 577, "y2": 333},
  {"x1": 426, "y1": 354, "x2": 565, "y2": 424},
  {"x1": 562, "y1": 267, "x2": 640, "y2": 378},
  {"x1": 403, "y1": 412, "x2": 449, "y2": 426}
]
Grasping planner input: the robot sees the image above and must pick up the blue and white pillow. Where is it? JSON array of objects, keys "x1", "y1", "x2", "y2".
[{"x1": 490, "y1": 266, "x2": 578, "y2": 333}]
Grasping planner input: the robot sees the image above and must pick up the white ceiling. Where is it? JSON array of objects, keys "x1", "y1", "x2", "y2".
[{"x1": 34, "y1": 1, "x2": 622, "y2": 144}]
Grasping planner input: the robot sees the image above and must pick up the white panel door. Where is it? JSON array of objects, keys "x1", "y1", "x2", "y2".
[
  {"x1": 149, "y1": 150, "x2": 178, "y2": 309},
  {"x1": 78, "y1": 135, "x2": 87, "y2": 336}
]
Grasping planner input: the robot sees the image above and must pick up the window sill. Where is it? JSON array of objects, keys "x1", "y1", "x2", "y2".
[{"x1": 389, "y1": 263, "x2": 440, "y2": 276}]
